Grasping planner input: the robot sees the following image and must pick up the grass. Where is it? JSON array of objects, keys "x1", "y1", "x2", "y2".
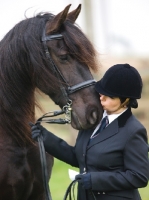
[
  {"x1": 139, "y1": 184, "x2": 149, "y2": 200},
  {"x1": 49, "y1": 159, "x2": 79, "y2": 200},
  {"x1": 49, "y1": 158, "x2": 149, "y2": 200}
]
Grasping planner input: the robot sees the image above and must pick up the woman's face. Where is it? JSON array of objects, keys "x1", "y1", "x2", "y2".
[{"x1": 99, "y1": 94, "x2": 126, "y2": 115}]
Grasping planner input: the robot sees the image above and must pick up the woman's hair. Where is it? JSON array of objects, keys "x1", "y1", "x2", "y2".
[{"x1": 120, "y1": 98, "x2": 138, "y2": 109}]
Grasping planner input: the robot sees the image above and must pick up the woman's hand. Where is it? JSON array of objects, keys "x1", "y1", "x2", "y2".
[
  {"x1": 29, "y1": 122, "x2": 50, "y2": 142},
  {"x1": 75, "y1": 173, "x2": 91, "y2": 190},
  {"x1": 29, "y1": 123, "x2": 40, "y2": 141}
]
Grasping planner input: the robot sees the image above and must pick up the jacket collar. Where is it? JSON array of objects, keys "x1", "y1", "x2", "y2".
[
  {"x1": 117, "y1": 107, "x2": 132, "y2": 127},
  {"x1": 87, "y1": 108, "x2": 132, "y2": 149}
]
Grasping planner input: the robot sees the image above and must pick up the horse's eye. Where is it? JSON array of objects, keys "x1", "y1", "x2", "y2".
[{"x1": 59, "y1": 54, "x2": 69, "y2": 61}]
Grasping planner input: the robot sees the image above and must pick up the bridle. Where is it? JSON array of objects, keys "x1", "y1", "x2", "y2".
[
  {"x1": 40, "y1": 29, "x2": 96, "y2": 123},
  {"x1": 41, "y1": 29, "x2": 96, "y2": 97},
  {"x1": 36, "y1": 27, "x2": 96, "y2": 200}
]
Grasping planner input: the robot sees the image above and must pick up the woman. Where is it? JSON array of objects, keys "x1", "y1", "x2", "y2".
[{"x1": 31, "y1": 63, "x2": 149, "y2": 200}]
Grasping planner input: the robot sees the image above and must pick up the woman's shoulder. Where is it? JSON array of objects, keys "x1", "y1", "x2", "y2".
[
  {"x1": 124, "y1": 114, "x2": 148, "y2": 145},
  {"x1": 128, "y1": 114, "x2": 146, "y2": 131}
]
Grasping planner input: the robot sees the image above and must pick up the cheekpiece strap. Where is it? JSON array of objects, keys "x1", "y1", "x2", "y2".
[{"x1": 42, "y1": 34, "x2": 63, "y2": 42}]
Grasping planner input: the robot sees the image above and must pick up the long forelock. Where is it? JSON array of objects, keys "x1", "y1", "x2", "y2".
[{"x1": 61, "y1": 20, "x2": 99, "y2": 72}]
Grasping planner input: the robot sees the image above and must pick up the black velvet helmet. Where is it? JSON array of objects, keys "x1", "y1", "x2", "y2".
[{"x1": 95, "y1": 64, "x2": 142, "y2": 99}]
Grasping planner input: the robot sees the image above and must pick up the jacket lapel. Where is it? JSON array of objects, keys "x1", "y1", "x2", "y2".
[
  {"x1": 87, "y1": 108, "x2": 132, "y2": 149},
  {"x1": 81, "y1": 128, "x2": 94, "y2": 153},
  {"x1": 87, "y1": 119, "x2": 119, "y2": 149}
]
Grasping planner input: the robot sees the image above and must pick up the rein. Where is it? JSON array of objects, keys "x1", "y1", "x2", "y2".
[{"x1": 36, "y1": 28, "x2": 96, "y2": 200}]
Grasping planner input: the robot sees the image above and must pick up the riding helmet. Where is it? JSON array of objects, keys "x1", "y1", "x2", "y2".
[{"x1": 95, "y1": 63, "x2": 142, "y2": 99}]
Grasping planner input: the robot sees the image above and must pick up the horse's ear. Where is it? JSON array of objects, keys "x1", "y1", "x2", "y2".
[
  {"x1": 67, "y1": 4, "x2": 81, "y2": 23},
  {"x1": 46, "y1": 4, "x2": 71, "y2": 34}
]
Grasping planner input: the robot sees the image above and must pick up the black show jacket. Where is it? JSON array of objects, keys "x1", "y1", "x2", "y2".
[{"x1": 44, "y1": 108, "x2": 149, "y2": 200}]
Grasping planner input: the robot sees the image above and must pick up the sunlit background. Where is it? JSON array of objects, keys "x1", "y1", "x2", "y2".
[{"x1": 1, "y1": 0, "x2": 149, "y2": 199}]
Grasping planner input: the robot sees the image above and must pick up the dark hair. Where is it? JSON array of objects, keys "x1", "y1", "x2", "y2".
[{"x1": 120, "y1": 98, "x2": 138, "y2": 109}]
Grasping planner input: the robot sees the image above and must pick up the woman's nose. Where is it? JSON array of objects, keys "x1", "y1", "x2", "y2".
[{"x1": 99, "y1": 94, "x2": 104, "y2": 100}]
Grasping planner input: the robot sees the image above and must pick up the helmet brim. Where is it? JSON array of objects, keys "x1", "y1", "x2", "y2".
[{"x1": 95, "y1": 80, "x2": 116, "y2": 97}]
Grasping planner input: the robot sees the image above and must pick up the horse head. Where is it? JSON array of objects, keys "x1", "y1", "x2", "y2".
[
  {"x1": 0, "y1": 4, "x2": 103, "y2": 146},
  {"x1": 35, "y1": 4, "x2": 103, "y2": 130}
]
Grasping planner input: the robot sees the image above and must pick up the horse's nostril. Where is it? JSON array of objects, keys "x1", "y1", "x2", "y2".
[{"x1": 88, "y1": 109, "x2": 98, "y2": 125}]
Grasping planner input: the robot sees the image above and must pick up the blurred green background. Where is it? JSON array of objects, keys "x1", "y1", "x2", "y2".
[{"x1": 35, "y1": 57, "x2": 149, "y2": 200}]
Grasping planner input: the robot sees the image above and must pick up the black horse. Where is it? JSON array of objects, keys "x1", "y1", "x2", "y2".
[{"x1": 0, "y1": 4, "x2": 103, "y2": 200}]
